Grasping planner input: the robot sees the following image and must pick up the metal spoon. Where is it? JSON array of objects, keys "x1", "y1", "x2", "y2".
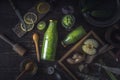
[
  {"x1": 9, "y1": 0, "x2": 27, "y2": 31},
  {"x1": 33, "y1": 33, "x2": 40, "y2": 62},
  {"x1": 16, "y1": 62, "x2": 33, "y2": 80}
]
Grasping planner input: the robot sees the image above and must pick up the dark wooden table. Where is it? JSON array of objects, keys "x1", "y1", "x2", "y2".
[{"x1": 0, "y1": 0, "x2": 120, "y2": 80}]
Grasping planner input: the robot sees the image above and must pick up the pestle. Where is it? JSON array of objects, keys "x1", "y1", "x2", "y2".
[{"x1": 0, "y1": 34, "x2": 26, "y2": 56}]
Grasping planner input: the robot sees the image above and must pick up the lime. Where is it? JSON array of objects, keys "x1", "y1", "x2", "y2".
[
  {"x1": 24, "y1": 12, "x2": 37, "y2": 24},
  {"x1": 20, "y1": 22, "x2": 34, "y2": 31},
  {"x1": 36, "y1": 2, "x2": 50, "y2": 14},
  {"x1": 37, "y1": 21, "x2": 46, "y2": 30}
]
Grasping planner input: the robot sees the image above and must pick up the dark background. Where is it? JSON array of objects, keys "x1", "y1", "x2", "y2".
[{"x1": 0, "y1": 0, "x2": 120, "y2": 80}]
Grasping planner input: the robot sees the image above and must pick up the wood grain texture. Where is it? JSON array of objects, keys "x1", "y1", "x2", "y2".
[{"x1": 0, "y1": 0, "x2": 120, "y2": 80}]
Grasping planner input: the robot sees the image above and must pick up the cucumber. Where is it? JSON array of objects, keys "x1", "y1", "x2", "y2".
[{"x1": 91, "y1": 10, "x2": 112, "y2": 18}]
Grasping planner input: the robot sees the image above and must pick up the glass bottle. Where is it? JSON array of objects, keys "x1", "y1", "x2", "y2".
[{"x1": 41, "y1": 20, "x2": 58, "y2": 61}]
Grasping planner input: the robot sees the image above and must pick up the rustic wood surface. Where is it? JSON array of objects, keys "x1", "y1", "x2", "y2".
[{"x1": 0, "y1": 0, "x2": 120, "y2": 80}]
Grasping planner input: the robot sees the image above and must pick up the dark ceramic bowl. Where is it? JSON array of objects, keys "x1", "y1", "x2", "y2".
[
  {"x1": 20, "y1": 59, "x2": 38, "y2": 75},
  {"x1": 80, "y1": 0, "x2": 120, "y2": 27}
]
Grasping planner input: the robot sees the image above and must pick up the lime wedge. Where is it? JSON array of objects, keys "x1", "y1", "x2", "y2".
[
  {"x1": 24, "y1": 12, "x2": 37, "y2": 24},
  {"x1": 21, "y1": 23, "x2": 34, "y2": 31}
]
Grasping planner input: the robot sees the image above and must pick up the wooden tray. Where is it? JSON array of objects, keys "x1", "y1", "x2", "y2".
[{"x1": 58, "y1": 31, "x2": 114, "y2": 80}]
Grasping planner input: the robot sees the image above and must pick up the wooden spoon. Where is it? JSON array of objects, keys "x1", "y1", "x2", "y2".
[
  {"x1": 16, "y1": 62, "x2": 33, "y2": 80},
  {"x1": 33, "y1": 33, "x2": 40, "y2": 62}
]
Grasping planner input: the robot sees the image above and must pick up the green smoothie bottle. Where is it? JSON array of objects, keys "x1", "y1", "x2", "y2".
[
  {"x1": 61, "y1": 26, "x2": 86, "y2": 47},
  {"x1": 41, "y1": 20, "x2": 58, "y2": 61}
]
